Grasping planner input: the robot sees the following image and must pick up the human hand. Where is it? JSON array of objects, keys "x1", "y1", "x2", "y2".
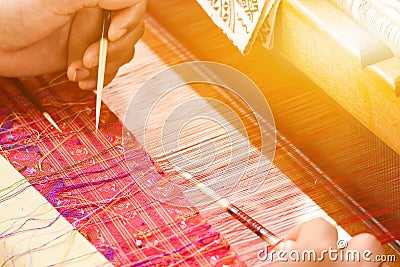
[
  {"x1": 0, "y1": 0, "x2": 146, "y2": 89},
  {"x1": 274, "y1": 218, "x2": 389, "y2": 266}
]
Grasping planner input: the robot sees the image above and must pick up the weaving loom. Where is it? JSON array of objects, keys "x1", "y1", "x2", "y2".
[{"x1": 0, "y1": 0, "x2": 400, "y2": 266}]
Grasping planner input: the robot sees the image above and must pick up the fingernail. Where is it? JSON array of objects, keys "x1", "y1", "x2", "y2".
[
  {"x1": 112, "y1": 28, "x2": 127, "y2": 41},
  {"x1": 73, "y1": 68, "x2": 90, "y2": 81}
]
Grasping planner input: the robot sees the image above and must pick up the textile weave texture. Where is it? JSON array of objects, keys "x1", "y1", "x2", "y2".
[{"x1": 0, "y1": 76, "x2": 242, "y2": 266}]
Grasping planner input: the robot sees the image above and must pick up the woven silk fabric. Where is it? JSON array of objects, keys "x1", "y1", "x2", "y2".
[{"x1": 0, "y1": 76, "x2": 242, "y2": 266}]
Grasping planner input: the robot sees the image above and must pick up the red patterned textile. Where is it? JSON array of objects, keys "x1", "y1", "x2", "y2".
[{"x1": 0, "y1": 76, "x2": 242, "y2": 266}]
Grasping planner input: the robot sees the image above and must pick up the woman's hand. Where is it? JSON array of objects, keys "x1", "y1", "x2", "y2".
[
  {"x1": 0, "y1": 0, "x2": 146, "y2": 89},
  {"x1": 275, "y1": 218, "x2": 389, "y2": 266}
]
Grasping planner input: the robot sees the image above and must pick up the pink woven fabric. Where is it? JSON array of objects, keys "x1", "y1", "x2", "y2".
[{"x1": 0, "y1": 76, "x2": 243, "y2": 266}]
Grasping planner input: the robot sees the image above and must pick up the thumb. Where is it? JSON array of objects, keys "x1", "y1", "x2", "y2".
[
  {"x1": 67, "y1": 7, "x2": 103, "y2": 64},
  {"x1": 67, "y1": 7, "x2": 102, "y2": 82}
]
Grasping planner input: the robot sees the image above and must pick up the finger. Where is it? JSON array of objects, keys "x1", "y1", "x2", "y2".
[
  {"x1": 67, "y1": 7, "x2": 102, "y2": 84},
  {"x1": 78, "y1": 79, "x2": 97, "y2": 90},
  {"x1": 67, "y1": 60, "x2": 90, "y2": 82},
  {"x1": 83, "y1": 44, "x2": 136, "y2": 79},
  {"x1": 78, "y1": 45, "x2": 135, "y2": 88},
  {"x1": 82, "y1": 20, "x2": 144, "y2": 69},
  {"x1": 106, "y1": 44, "x2": 136, "y2": 73},
  {"x1": 341, "y1": 233, "x2": 386, "y2": 267},
  {"x1": 289, "y1": 218, "x2": 338, "y2": 250},
  {"x1": 78, "y1": 46, "x2": 135, "y2": 90},
  {"x1": 104, "y1": 70, "x2": 119, "y2": 86},
  {"x1": 108, "y1": 0, "x2": 147, "y2": 41},
  {"x1": 78, "y1": 70, "x2": 118, "y2": 90},
  {"x1": 68, "y1": 7, "x2": 102, "y2": 63}
]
